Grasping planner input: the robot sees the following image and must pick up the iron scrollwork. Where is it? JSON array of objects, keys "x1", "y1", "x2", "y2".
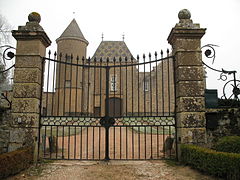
[
  {"x1": 0, "y1": 45, "x2": 16, "y2": 71},
  {"x1": 0, "y1": 45, "x2": 16, "y2": 108},
  {"x1": 202, "y1": 44, "x2": 240, "y2": 101}
]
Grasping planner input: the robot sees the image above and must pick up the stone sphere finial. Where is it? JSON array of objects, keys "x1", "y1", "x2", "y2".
[
  {"x1": 178, "y1": 9, "x2": 191, "y2": 19},
  {"x1": 28, "y1": 12, "x2": 41, "y2": 23}
]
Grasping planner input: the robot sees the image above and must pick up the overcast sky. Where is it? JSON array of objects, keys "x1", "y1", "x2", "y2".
[{"x1": 1, "y1": 0, "x2": 240, "y2": 98}]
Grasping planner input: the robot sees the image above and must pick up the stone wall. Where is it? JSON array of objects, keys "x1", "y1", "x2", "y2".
[
  {"x1": 0, "y1": 109, "x2": 10, "y2": 154},
  {"x1": 0, "y1": 91, "x2": 12, "y2": 154},
  {"x1": 206, "y1": 108, "x2": 240, "y2": 147}
]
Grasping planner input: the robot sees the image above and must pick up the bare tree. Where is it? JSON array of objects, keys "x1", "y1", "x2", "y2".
[
  {"x1": 0, "y1": 14, "x2": 12, "y2": 45},
  {"x1": 0, "y1": 14, "x2": 13, "y2": 94}
]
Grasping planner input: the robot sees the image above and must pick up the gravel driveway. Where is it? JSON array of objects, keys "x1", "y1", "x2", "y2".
[{"x1": 7, "y1": 160, "x2": 221, "y2": 180}]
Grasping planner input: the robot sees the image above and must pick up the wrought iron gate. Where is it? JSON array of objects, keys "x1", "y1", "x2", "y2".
[{"x1": 39, "y1": 51, "x2": 176, "y2": 160}]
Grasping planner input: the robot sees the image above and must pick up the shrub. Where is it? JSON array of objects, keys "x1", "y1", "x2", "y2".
[
  {"x1": 0, "y1": 147, "x2": 33, "y2": 179},
  {"x1": 213, "y1": 136, "x2": 240, "y2": 154},
  {"x1": 180, "y1": 144, "x2": 240, "y2": 180}
]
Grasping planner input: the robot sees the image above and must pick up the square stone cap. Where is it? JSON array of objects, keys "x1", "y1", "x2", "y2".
[
  {"x1": 167, "y1": 27, "x2": 206, "y2": 44},
  {"x1": 12, "y1": 30, "x2": 51, "y2": 47}
]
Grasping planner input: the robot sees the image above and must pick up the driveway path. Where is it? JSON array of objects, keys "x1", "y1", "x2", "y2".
[{"x1": 7, "y1": 160, "x2": 221, "y2": 180}]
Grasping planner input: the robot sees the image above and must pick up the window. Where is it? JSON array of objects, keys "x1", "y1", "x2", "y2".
[
  {"x1": 110, "y1": 75, "x2": 117, "y2": 91},
  {"x1": 65, "y1": 80, "x2": 71, "y2": 87},
  {"x1": 143, "y1": 80, "x2": 149, "y2": 91}
]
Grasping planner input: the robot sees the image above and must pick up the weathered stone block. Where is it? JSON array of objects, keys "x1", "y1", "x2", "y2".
[
  {"x1": 176, "y1": 112, "x2": 206, "y2": 128},
  {"x1": 0, "y1": 141, "x2": 8, "y2": 154},
  {"x1": 176, "y1": 81, "x2": 205, "y2": 97},
  {"x1": 176, "y1": 97, "x2": 205, "y2": 112},
  {"x1": 15, "y1": 39, "x2": 48, "y2": 55},
  {"x1": 11, "y1": 113, "x2": 39, "y2": 127},
  {"x1": 13, "y1": 68, "x2": 41, "y2": 84},
  {"x1": 15, "y1": 55, "x2": 43, "y2": 69},
  {"x1": 8, "y1": 142, "x2": 23, "y2": 152},
  {"x1": 9, "y1": 128, "x2": 25, "y2": 143},
  {"x1": 12, "y1": 98, "x2": 40, "y2": 113},
  {"x1": 175, "y1": 52, "x2": 202, "y2": 66},
  {"x1": 175, "y1": 38, "x2": 201, "y2": 51},
  {"x1": 168, "y1": 28, "x2": 206, "y2": 48},
  {"x1": 180, "y1": 128, "x2": 206, "y2": 143},
  {"x1": 0, "y1": 130, "x2": 10, "y2": 139},
  {"x1": 176, "y1": 66, "x2": 204, "y2": 81},
  {"x1": 13, "y1": 83, "x2": 41, "y2": 98}
]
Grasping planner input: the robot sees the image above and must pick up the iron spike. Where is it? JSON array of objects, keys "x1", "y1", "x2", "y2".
[
  {"x1": 119, "y1": 57, "x2": 122, "y2": 62},
  {"x1": 88, "y1": 56, "x2": 91, "y2": 62},
  {"x1": 54, "y1": 51, "x2": 57, "y2": 60},
  {"x1": 113, "y1": 57, "x2": 116, "y2": 62},
  {"x1": 125, "y1": 56, "x2": 128, "y2": 62},
  {"x1": 143, "y1": 53, "x2": 146, "y2": 59},
  {"x1": 154, "y1": 51, "x2": 157, "y2": 59},
  {"x1": 107, "y1": 57, "x2": 109, "y2": 62},
  {"x1": 76, "y1": 56, "x2": 79, "y2": 61},
  {"x1": 71, "y1": 54, "x2": 73, "y2": 60},
  {"x1": 131, "y1": 55, "x2": 134, "y2": 61},
  {"x1": 82, "y1": 56, "x2": 85, "y2": 61},
  {"x1": 161, "y1": 50, "x2": 163, "y2": 58},
  {"x1": 167, "y1": 48, "x2": 169, "y2": 55},
  {"x1": 48, "y1": 50, "x2": 51, "y2": 58},
  {"x1": 137, "y1": 55, "x2": 139, "y2": 61},
  {"x1": 94, "y1": 57, "x2": 97, "y2": 62}
]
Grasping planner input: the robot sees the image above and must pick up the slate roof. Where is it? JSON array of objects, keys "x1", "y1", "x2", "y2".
[
  {"x1": 56, "y1": 19, "x2": 88, "y2": 44},
  {"x1": 91, "y1": 41, "x2": 135, "y2": 62}
]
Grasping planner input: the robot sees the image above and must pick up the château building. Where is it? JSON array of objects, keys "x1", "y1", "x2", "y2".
[{"x1": 42, "y1": 19, "x2": 175, "y2": 117}]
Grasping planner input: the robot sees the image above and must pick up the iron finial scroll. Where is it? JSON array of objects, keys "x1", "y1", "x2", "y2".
[
  {"x1": 0, "y1": 45, "x2": 15, "y2": 73},
  {"x1": 0, "y1": 45, "x2": 15, "y2": 108},
  {"x1": 0, "y1": 45, "x2": 15, "y2": 65},
  {"x1": 202, "y1": 44, "x2": 240, "y2": 101}
]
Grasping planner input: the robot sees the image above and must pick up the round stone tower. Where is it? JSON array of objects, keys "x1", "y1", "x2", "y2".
[
  {"x1": 56, "y1": 18, "x2": 88, "y2": 59},
  {"x1": 54, "y1": 19, "x2": 89, "y2": 116}
]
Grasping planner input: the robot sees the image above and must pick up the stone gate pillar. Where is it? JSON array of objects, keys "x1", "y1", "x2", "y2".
[
  {"x1": 11, "y1": 12, "x2": 51, "y2": 160},
  {"x1": 167, "y1": 9, "x2": 206, "y2": 159}
]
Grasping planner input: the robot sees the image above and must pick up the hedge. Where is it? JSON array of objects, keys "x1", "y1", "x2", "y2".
[
  {"x1": 213, "y1": 136, "x2": 240, "y2": 154},
  {"x1": 0, "y1": 147, "x2": 33, "y2": 179},
  {"x1": 180, "y1": 144, "x2": 240, "y2": 180}
]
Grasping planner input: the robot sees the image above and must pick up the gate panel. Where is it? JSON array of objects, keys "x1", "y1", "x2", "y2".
[
  {"x1": 40, "y1": 51, "x2": 176, "y2": 160},
  {"x1": 41, "y1": 118, "x2": 105, "y2": 160},
  {"x1": 109, "y1": 124, "x2": 175, "y2": 160}
]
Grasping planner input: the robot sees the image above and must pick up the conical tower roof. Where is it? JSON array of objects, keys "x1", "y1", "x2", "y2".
[{"x1": 56, "y1": 19, "x2": 88, "y2": 44}]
